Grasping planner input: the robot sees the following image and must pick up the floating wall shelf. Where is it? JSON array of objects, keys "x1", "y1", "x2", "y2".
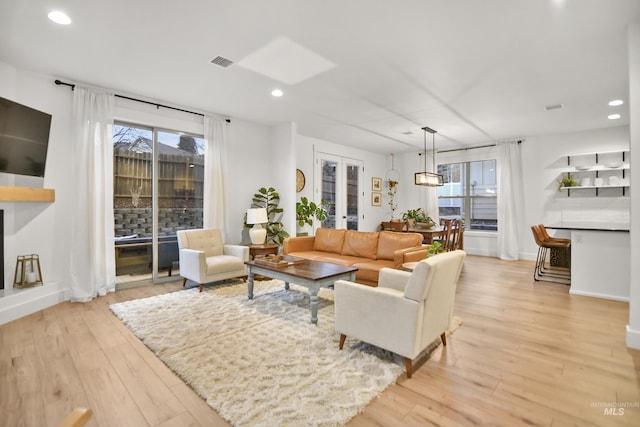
[
  {"x1": 559, "y1": 150, "x2": 630, "y2": 197},
  {"x1": 0, "y1": 186, "x2": 56, "y2": 202}
]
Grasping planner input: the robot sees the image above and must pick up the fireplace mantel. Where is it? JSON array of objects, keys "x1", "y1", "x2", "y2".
[{"x1": 0, "y1": 186, "x2": 55, "y2": 202}]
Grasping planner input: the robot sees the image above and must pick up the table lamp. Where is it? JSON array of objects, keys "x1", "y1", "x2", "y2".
[{"x1": 246, "y1": 208, "x2": 268, "y2": 244}]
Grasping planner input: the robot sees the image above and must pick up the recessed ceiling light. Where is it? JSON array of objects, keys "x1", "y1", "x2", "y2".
[
  {"x1": 48, "y1": 11, "x2": 71, "y2": 25},
  {"x1": 271, "y1": 89, "x2": 283, "y2": 97},
  {"x1": 608, "y1": 99, "x2": 624, "y2": 106},
  {"x1": 608, "y1": 114, "x2": 621, "y2": 120}
]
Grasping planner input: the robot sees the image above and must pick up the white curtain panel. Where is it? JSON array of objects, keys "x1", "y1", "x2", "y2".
[
  {"x1": 69, "y1": 87, "x2": 116, "y2": 301},
  {"x1": 203, "y1": 116, "x2": 228, "y2": 236},
  {"x1": 496, "y1": 141, "x2": 524, "y2": 260}
]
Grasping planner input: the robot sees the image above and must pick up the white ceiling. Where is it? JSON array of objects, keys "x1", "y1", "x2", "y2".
[{"x1": 1, "y1": 0, "x2": 638, "y2": 154}]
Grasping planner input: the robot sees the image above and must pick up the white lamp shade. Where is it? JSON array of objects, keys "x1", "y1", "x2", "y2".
[{"x1": 246, "y1": 208, "x2": 268, "y2": 224}]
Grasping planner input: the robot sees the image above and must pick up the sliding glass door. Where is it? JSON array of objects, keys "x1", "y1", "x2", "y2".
[
  {"x1": 113, "y1": 122, "x2": 204, "y2": 284},
  {"x1": 316, "y1": 154, "x2": 363, "y2": 230}
]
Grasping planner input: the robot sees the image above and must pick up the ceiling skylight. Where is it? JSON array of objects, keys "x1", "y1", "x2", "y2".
[
  {"x1": 237, "y1": 36, "x2": 336, "y2": 85},
  {"x1": 608, "y1": 114, "x2": 621, "y2": 120},
  {"x1": 48, "y1": 11, "x2": 71, "y2": 25},
  {"x1": 608, "y1": 99, "x2": 624, "y2": 106}
]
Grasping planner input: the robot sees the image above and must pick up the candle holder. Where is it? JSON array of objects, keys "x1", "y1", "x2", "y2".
[{"x1": 13, "y1": 254, "x2": 43, "y2": 288}]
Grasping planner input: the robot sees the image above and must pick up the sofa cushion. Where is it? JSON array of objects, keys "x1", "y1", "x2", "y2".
[
  {"x1": 342, "y1": 230, "x2": 379, "y2": 260},
  {"x1": 376, "y1": 231, "x2": 423, "y2": 260},
  {"x1": 285, "y1": 250, "x2": 327, "y2": 261},
  {"x1": 353, "y1": 259, "x2": 395, "y2": 284},
  {"x1": 313, "y1": 228, "x2": 346, "y2": 253},
  {"x1": 315, "y1": 254, "x2": 367, "y2": 267}
]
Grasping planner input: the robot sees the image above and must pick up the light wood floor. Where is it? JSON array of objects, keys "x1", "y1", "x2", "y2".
[{"x1": 1, "y1": 255, "x2": 639, "y2": 426}]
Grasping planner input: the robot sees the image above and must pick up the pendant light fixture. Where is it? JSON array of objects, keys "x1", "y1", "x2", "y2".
[{"x1": 414, "y1": 126, "x2": 444, "y2": 186}]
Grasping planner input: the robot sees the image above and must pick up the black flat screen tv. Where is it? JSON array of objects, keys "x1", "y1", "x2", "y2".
[{"x1": 0, "y1": 96, "x2": 52, "y2": 178}]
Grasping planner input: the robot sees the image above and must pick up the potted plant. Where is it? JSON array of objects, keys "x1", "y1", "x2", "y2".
[
  {"x1": 557, "y1": 173, "x2": 578, "y2": 191},
  {"x1": 401, "y1": 208, "x2": 434, "y2": 228},
  {"x1": 402, "y1": 208, "x2": 436, "y2": 228},
  {"x1": 296, "y1": 197, "x2": 331, "y2": 236},
  {"x1": 245, "y1": 187, "x2": 290, "y2": 245},
  {"x1": 428, "y1": 241, "x2": 445, "y2": 255}
]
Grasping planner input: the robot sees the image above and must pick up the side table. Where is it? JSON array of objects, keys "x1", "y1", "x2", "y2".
[
  {"x1": 245, "y1": 243, "x2": 279, "y2": 259},
  {"x1": 244, "y1": 243, "x2": 279, "y2": 280}
]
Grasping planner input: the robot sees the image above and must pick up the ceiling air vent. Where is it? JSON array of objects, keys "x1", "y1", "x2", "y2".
[
  {"x1": 210, "y1": 56, "x2": 234, "y2": 68},
  {"x1": 545, "y1": 103, "x2": 564, "y2": 111}
]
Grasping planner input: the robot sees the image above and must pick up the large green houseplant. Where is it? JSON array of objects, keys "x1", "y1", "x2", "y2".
[
  {"x1": 246, "y1": 187, "x2": 289, "y2": 245},
  {"x1": 296, "y1": 197, "x2": 330, "y2": 227}
]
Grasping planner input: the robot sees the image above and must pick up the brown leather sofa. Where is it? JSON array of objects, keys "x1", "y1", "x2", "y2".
[{"x1": 282, "y1": 228, "x2": 428, "y2": 286}]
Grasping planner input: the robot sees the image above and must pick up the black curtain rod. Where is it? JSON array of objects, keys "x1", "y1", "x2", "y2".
[
  {"x1": 437, "y1": 143, "x2": 496, "y2": 154},
  {"x1": 54, "y1": 79, "x2": 230, "y2": 123},
  {"x1": 437, "y1": 140, "x2": 521, "y2": 154}
]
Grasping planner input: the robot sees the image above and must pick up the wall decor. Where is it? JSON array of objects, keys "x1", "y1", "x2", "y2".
[
  {"x1": 296, "y1": 169, "x2": 306, "y2": 192},
  {"x1": 371, "y1": 192, "x2": 382, "y2": 206},
  {"x1": 372, "y1": 177, "x2": 382, "y2": 191}
]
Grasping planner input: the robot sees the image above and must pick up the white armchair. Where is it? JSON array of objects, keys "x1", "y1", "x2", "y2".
[
  {"x1": 334, "y1": 250, "x2": 465, "y2": 378},
  {"x1": 177, "y1": 229, "x2": 250, "y2": 292}
]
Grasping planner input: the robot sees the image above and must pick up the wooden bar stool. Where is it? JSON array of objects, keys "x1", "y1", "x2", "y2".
[
  {"x1": 531, "y1": 225, "x2": 571, "y2": 284},
  {"x1": 538, "y1": 224, "x2": 571, "y2": 268}
]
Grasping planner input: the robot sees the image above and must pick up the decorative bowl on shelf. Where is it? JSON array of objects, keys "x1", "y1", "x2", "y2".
[
  {"x1": 575, "y1": 165, "x2": 591, "y2": 170},
  {"x1": 604, "y1": 162, "x2": 622, "y2": 168}
]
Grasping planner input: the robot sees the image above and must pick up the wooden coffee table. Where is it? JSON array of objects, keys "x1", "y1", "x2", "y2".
[{"x1": 245, "y1": 258, "x2": 357, "y2": 324}]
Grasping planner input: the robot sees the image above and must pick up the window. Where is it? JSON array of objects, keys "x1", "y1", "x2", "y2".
[{"x1": 437, "y1": 159, "x2": 497, "y2": 231}]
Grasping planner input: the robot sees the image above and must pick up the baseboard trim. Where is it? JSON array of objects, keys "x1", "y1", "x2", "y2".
[
  {"x1": 463, "y1": 248, "x2": 496, "y2": 257},
  {"x1": 626, "y1": 325, "x2": 640, "y2": 350},
  {"x1": 0, "y1": 282, "x2": 67, "y2": 325},
  {"x1": 569, "y1": 288, "x2": 629, "y2": 302}
]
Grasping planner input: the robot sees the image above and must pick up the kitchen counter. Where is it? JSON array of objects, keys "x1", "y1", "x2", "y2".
[
  {"x1": 546, "y1": 222, "x2": 629, "y2": 232},
  {"x1": 547, "y1": 224, "x2": 629, "y2": 301}
]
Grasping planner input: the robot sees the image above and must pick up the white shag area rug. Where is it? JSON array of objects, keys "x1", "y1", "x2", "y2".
[{"x1": 110, "y1": 279, "x2": 461, "y2": 427}]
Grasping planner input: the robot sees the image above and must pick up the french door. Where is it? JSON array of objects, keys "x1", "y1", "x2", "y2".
[
  {"x1": 315, "y1": 153, "x2": 363, "y2": 230},
  {"x1": 113, "y1": 122, "x2": 205, "y2": 284}
]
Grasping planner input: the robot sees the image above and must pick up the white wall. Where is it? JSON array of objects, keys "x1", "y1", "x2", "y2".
[
  {"x1": 225, "y1": 118, "x2": 275, "y2": 243},
  {"x1": 0, "y1": 63, "x2": 75, "y2": 295},
  {"x1": 271, "y1": 123, "x2": 297, "y2": 237},
  {"x1": 627, "y1": 20, "x2": 640, "y2": 349}
]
